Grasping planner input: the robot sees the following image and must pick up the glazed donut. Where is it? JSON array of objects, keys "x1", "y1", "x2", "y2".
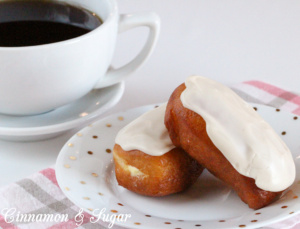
[
  {"x1": 165, "y1": 76, "x2": 295, "y2": 209},
  {"x1": 113, "y1": 104, "x2": 204, "y2": 196}
]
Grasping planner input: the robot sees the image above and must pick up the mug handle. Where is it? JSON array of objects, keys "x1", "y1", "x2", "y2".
[{"x1": 93, "y1": 12, "x2": 160, "y2": 89}]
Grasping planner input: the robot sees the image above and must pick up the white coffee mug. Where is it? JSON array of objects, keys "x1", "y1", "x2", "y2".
[{"x1": 0, "y1": 0, "x2": 160, "y2": 115}]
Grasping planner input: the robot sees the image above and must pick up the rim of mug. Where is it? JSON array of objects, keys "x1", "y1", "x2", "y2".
[{"x1": 0, "y1": 0, "x2": 118, "y2": 50}]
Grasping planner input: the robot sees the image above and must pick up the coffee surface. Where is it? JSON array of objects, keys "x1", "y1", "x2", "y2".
[{"x1": 0, "y1": 0, "x2": 102, "y2": 47}]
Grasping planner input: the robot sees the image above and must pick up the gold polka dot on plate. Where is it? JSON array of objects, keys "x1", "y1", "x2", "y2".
[
  {"x1": 69, "y1": 156, "x2": 77, "y2": 160},
  {"x1": 251, "y1": 220, "x2": 257, "y2": 223},
  {"x1": 118, "y1": 116, "x2": 124, "y2": 121},
  {"x1": 92, "y1": 135, "x2": 98, "y2": 139},
  {"x1": 281, "y1": 131, "x2": 286, "y2": 135},
  {"x1": 281, "y1": 206, "x2": 288, "y2": 209},
  {"x1": 134, "y1": 222, "x2": 141, "y2": 225},
  {"x1": 83, "y1": 197, "x2": 90, "y2": 200},
  {"x1": 80, "y1": 181, "x2": 86, "y2": 184},
  {"x1": 276, "y1": 108, "x2": 280, "y2": 112},
  {"x1": 195, "y1": 225, "x2": 201, "y2": 227},
  {"x1": 164, "y1": 222, "x2": 171, "y2": 224},
  {"x1": 76, "y1": 133, "x2": 83, "y2": 137},
  {"x1": 64, "y1": 164, "x2": 70, "y2": 168},
  {"x1": 290, "y1": 212, "x2": 294, "y2": 214},
  {"x1": 111, "y1": 210, "x2": 118, "y2": 213},
  {"x1": 118, "y1": 203, "x2": 124, "y2": 206},
  {"x1": 294, "y1": 116, "x2": 298, "y2": 120},
  {"x1": 92, "y1": 173, "x2": 98, "y2": 177},
  {"x1": 98, "y1": 192, "x2": 104, "y2": 196},
  {"x1": 106, "y1": 123, "x2": 112, "y2": 127},
  {"x1": 88, "y1": 208, "x2": 93, "y2": 211},
  {"x1": 87, "y1": 151, "x2": 93, "y2": 155},
  {"x1": 219, "y1": 220, "x2": 226, "y2": 222},
  {"x1": 145, "y1": 215, "x2": 151, "y2": 217},
  {"x1": 253, "y1": 107, "x2": 257, "y2": 111},
  {"x1": 106, "y1": 149, "x2": 112, "y2": 153},
  {"x1": 255, "y1": 212, "x2": 261, "y2": 215},
  {"x1": 239, "y1": 225, "x2": 246, "y2": 228},
  {"x1": 65, "y1": 187, "x2": 70, "y2": 191},
  {"x1": 68, "y1": 143, "x2": 74, "y2": 147}
]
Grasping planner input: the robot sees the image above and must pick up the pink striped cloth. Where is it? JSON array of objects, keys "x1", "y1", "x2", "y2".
[
  {"x1": 0, "y1": 80, "x2": 299, "y2": 229},
  {"x1": 0, "y1": 167, "x2": 123, "y2": 229}
]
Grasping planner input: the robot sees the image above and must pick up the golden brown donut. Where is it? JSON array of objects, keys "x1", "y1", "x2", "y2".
[
  {"x1": 113, "y1": 144, "x2": 204, "y2": 197},
  {"x1": 165, "y1": 83, "x2": 282, "y2": 209}
]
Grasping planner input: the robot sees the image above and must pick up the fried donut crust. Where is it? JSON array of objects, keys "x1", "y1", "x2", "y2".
[
  {"x1": 165, "y1": 83, "x2": 282, "y2": 209},
  {"x1": 113, "y1": 144, "x2": 204, "y2": 197}
]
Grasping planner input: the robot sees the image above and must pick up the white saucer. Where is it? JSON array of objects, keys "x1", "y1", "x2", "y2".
[
  {"x1": 0, "y1": 82, "x2": 125, "y2": 141},
  {"x1": 56, "y1": 103, "x2": 300, "y2": 229}
]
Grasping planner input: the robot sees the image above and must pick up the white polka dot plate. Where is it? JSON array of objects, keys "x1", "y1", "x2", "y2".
[
  {"x1": 0, "y1": 82, "x2": 124, "y2": 141},
  {"x1": 56, "y1": 103, "x2": 300, "y2": 229}
]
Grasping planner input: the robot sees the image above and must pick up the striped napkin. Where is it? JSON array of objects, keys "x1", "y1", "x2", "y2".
[
  {"x1": 232, "y1": 81, "x2": 300, "y2": 116},
  {"x1": 0, "y1": 80, "x2": 299, "y2": 229}
]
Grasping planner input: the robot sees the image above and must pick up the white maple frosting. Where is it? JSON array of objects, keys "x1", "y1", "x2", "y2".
[
  {"x1": 180, "y1": 75, "x2": 295, "y2": 192},
  {"x1": 115, "y1": 104, "x2": 175, "y2": 156}
]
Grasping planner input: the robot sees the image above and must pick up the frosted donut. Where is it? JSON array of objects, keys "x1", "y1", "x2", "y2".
[
  {"x1": 165, "y1": 76, "x2": 295, "y2": 209},
  {"x1": 113, "y1": 144, "x2": 203, "y2": 196},
  {"x1": 113, "y1": 104, "x2": 204, "y2": 196}
]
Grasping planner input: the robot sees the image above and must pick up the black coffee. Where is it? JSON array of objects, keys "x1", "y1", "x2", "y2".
[{"x1": 0, "y1": 0, "x2": 102, "y2": 47}]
